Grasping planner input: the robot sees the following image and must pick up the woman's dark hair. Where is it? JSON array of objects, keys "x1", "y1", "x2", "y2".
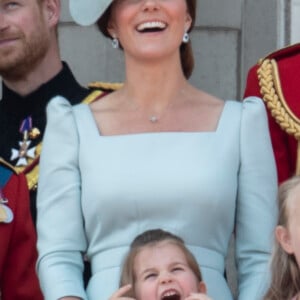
[{"x1": 97, "y1": 0, "x2": 196, "y2": 79}]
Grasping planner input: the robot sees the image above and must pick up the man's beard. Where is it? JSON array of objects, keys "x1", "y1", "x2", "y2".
[{"x1": 0, "y1": 26, "x2": 50, "y2": 81}]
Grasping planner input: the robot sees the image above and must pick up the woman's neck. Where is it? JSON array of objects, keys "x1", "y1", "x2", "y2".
[{"x1": 122, "y1": 55, "x2": 190, "y2": 111}]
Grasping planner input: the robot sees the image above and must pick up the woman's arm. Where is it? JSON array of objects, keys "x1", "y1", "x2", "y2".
[
  {"x1": 235, "y1": 97, "x2": 278, "y2": 300},
  {"x1": 37, "y1": 97, "x2": 88, "y2": 300}
]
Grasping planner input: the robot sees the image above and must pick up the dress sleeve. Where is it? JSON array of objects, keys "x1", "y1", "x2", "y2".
[
  {"x1": 244, "y1": 66, "x2": 293, "y2": 184},
  {"x1": 236, "y1": 96, "x2": 278, "y2": 300},
  {"x1": 36, "y1": 96, "x2": 87, "y2": 300}
]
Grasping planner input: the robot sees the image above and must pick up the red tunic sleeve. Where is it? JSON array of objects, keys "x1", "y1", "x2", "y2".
[{"x1": 0, "y1": 171, "x2": 43, "y2": 300}]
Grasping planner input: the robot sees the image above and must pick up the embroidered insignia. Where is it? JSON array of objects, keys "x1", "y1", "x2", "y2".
[
  {"x1": 10, "y1": 116, "x2": 37, "y2": 166},
  {"x1": 10, "y1": 140, "x2": 36, "y2": 166}
]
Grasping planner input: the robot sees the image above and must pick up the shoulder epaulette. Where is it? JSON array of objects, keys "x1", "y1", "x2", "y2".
[
  {"x1": 257, "y1": 53, "x2": 300, "y2": 140},
  {"x1": 0, "y1": 159, "x2": 15, "y2": 188},
  {"x1": 256, "y1": 44, "x2": 300, "y2": 174}
]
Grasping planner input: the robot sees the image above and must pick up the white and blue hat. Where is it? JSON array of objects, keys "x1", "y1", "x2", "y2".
[{"x1": 69, "y1": 0, "x2": 113, "y2": 26}]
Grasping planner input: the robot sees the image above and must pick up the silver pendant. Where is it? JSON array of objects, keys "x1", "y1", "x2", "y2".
[
  {"x1": 149, "y1": 115, "x2": 158, "y2": 123},
  {"x1": 0, "y1": 203, "x2": 14, "y2": 223}
]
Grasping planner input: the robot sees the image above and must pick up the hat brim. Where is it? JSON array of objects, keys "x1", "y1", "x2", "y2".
[{"x1": 69, "y1": 0, "x2": 113, "y2": 26}]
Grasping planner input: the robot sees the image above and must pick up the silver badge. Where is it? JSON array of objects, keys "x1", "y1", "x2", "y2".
[{"x1": 0, "y1": 200, "x2": 14, "y2": 223}]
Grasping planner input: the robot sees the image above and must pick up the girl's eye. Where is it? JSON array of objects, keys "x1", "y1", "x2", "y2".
[
  {"x1": 172, "y1": 267, "x2": 183, "y2": 272},
  {"x1": 144, "y1": 273, "x2": 157, "y2": 280}
]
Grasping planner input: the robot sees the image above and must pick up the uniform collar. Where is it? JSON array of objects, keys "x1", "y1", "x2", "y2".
[{"x1": 0, "y1": 62, "x2": 84, "y2": 118}]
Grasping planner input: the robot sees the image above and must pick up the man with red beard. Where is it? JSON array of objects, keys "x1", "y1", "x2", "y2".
[
  {"x1": 0, "y1": 0, "x2": 94, "y2": 213},
  {"x1": 0, "y1": 0, "x2": 103, "y2": 299}
]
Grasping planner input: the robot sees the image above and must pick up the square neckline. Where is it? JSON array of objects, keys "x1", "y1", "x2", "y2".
[{"x1": 82, "y1": 99, "x2": 232, "y2": 138}]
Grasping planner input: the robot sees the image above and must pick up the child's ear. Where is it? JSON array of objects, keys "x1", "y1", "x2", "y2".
[
  {"x1": 275, "y1": 225, "x2": 294, "y2": 254},
  {"x1": 198, "y1": 281, "x2": 207, "y2": 294}
]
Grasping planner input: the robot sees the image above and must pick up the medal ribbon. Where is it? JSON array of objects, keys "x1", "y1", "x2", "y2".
[
  {"x1": 0, "y1": 165, "x2": 12, "y2": 201},
  {"x1": 0, "y1": 165, "x2": 12, "y2": 190},
  {"x1": 19, "y1": 116, "x2": 33, "y2": 139}
]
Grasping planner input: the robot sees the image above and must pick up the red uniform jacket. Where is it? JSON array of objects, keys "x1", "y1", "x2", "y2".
[
  {"x1": 0, "y1": 162, "x2": 43, "y2": 300},
  {"x1": 244, "y1": 43, "x2": 300, "y2": 184}
]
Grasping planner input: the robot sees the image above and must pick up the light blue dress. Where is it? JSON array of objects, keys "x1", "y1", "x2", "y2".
[{"x1": 37, "y1": 96, "x2": 277, "y2": 300}]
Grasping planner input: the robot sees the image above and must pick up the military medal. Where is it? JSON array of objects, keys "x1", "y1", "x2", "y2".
[
  {"x1": 0, "y1": 189, "x2": 13, "y2": 223},
  {"x1": 10, "y1": 116, "x2": 39, "y2": 166}
]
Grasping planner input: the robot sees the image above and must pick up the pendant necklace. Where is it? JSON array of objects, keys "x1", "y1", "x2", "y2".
[
  {"x1": 149, "y1": 115, "x2": 159, "y2": 123},
  {"x1": 145, "y1": 97, "x2": 177, "y2": 124},
  {"x1": 128, "y1": 86, "x2": 186, "y2": 124}
]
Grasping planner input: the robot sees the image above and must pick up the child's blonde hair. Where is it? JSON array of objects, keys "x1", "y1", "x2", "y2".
[
  {"x1": 120, "y1": 229, "x2": 202, "y2": 298},
  {"x1": 264, "y1": 176, "x2": 300, "y2": 300}
]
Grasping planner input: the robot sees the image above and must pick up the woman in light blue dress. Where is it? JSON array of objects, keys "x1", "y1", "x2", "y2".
[{"x1": 36, "y1": 1, "x2": 277, "y2": 300}]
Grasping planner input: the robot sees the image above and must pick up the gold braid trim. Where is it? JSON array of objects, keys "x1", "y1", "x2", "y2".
[
  {"x1": 88, "y1": 81, "x2": 123, "y2": 91},
  {"x1": 25, "y1": 143, "x2": 42, "y2": 190},
  {"x1": 257, "y1": 58, "x2": 300, "y2": 174},
  {"x1": 82, "y1": 90, "x2": 104, "y2": 104},
  {"x1": 26, "y1": 164, "x2": 39, "y2": 190}
]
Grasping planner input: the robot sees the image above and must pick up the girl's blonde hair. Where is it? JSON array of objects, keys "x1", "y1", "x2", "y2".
[
  {"x1": 264, "y1": 175, "x2": 300, "y2": 300},
  {"x1": 120, "y1": 229, "x2": 202, "y2": 298}
]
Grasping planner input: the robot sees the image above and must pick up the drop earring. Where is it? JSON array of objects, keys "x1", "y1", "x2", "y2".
[
  {"x1": 112, "y1": 37, "x2": 119, "y2": 49},
  {"x1": 182, "y1": 32, "x2": 190, "y2": 43}
]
